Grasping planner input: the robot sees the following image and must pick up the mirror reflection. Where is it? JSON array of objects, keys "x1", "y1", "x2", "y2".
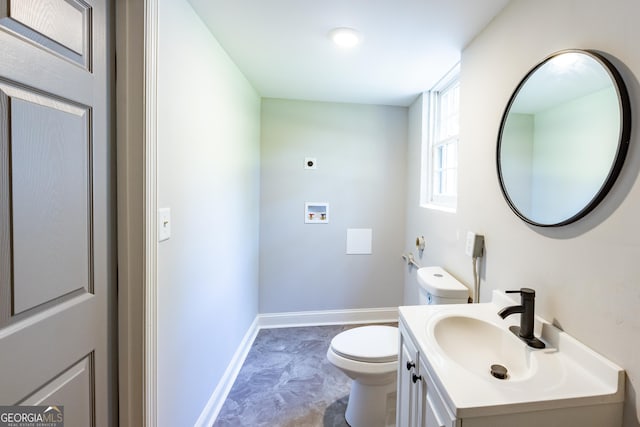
[{"x1": 497, "y1": 50, "x2": 630, "y2": 226}]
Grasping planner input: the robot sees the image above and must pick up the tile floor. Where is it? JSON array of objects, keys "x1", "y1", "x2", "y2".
[{"x1": 213, "y1": 325, "x2": 361, "y2": 427}]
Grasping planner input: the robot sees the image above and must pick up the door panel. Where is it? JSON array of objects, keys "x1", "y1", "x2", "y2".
[
  {"x1": 0, "y1": 0, "x2": 111, "y2": 425},
  {"x1": 7, "y1": 83, "x2": 91, "y2": 315},
  {"x1": 20, "y1": 354, "x2": 94, "y2": 427},
  {"x1": 0, "y1": 0, "x2": 91, "y2": 68},
  {"x1": 0, "y1": 295, "x2": 98, "y2": 417}
]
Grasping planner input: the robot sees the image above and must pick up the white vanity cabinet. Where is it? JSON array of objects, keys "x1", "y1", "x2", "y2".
[
  {"x1": 397, "y1": 321, "x2": 420, "y2": 426},
  {"x1": 397, "y1": 321, "x2": 458, "y2": 427},
  {"x1": 397, "y1": 298, "x2": 625, "y2": 427},
  {"x1": 420, "y1": 358, "x2": 457, "y2": 427}
]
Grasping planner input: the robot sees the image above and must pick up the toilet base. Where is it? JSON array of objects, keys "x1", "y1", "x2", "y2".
[{"x1": 345, "y1": 378, "x2": 397, "y2": 427}]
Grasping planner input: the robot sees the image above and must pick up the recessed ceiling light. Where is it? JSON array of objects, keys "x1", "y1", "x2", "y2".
[{"x1": 329, "y1": 27, "x2": 361, "y2": 48}]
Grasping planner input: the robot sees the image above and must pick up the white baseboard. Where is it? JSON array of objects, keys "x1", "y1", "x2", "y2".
[
  {"x1": 194, "y1": 316, "x2": 260, "y2": 427},
  {"x1": 197, "y1": 306, "x2": 399, "y2": 426},
  {"x1": 258, "y1": 306, "x2": 399, "y2": 329}
]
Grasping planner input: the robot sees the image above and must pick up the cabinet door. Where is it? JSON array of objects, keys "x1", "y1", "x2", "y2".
[
  {"x1": 424, "y1": 394, "x2": 448, "y2": 427},
  {"x1": 421, "y1": 360, "x2": 458, "y2": 427},
  {"x1": 398, "y1": 325, "x2": 420, "y2": 426}
]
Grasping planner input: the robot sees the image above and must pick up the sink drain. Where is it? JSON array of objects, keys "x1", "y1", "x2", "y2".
[{"x1": 490, "y1": 364, "x2": 508, "y2": 380}]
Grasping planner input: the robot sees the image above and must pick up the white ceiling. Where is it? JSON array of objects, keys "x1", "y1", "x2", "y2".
[{"x1": 187, "y1": 0, "x2": 511, "y2": 107}]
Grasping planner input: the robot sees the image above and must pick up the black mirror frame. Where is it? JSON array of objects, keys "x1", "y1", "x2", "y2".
[{"x1": 496, "y1": 49, "x2": 632, "y2": 227}]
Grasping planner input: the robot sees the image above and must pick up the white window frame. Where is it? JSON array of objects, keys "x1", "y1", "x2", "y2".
[{"x1": 421, "y1": 64, "x2": 460, "y2": 212}]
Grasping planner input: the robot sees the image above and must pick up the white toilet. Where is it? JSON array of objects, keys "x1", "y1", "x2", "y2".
[
  {"x1": 326, "y1": 266, "x2": 469, "y2": 427},
  {"x1": 416, "y1": 266, "x2": 470, "y2": 305}
]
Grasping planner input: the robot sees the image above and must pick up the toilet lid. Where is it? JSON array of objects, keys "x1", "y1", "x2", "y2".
[{"x1": 330, "y1": 325, "x2": 398, "y2": 363}]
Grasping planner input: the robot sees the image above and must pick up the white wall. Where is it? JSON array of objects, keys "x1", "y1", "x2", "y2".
[
  {"x1": 404, "y1": 95, "x2": 469, "y2": 303},
  {"x1": 260, "y1": 99, "x2": 407, "y2": 313},
  {"x1": 156, "y1": 1, "x2": 261, "y2": 425},
  {"x1": 405, "y1": 0, "x2": 640, "y2": 425}
]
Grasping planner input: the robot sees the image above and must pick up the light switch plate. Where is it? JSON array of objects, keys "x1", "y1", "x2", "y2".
[{"x1": 158, "y1": 208, "x2": 171, "y2": 242}]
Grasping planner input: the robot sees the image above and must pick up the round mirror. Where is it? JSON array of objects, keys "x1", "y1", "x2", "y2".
[{"x1": 497, "y1": 50, "x2": 631, "y2": 227}]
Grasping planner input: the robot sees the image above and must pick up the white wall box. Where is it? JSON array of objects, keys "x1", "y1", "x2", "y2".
[
  {"x1": 346, "y1": 228, "x2": 373, "y2": 254},
  {"x1": 305, "y1": 202, "x2": 329, "y2": 223}
]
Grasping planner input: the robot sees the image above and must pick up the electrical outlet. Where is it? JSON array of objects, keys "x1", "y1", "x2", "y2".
[{"x1": 465, "y1": 231, "x2": 484, "y2": 258}]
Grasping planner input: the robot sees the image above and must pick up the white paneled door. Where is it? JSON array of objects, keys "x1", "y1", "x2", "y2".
[{"x1": 0, "y1": 1, "x2": 113, "y2": 426}]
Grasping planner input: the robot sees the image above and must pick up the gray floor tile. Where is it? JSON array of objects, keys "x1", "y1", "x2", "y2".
[{"x1": 213, "y1": 325, "x2": 358, "y2": 427}]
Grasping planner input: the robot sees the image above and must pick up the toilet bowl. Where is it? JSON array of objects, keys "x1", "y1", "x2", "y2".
[
  {"x1": 326, "y1": 325, "x2": 398, "y2": 427},
  {"x1": 327, "y1": 267, "x2": 469, "y2": 426}
]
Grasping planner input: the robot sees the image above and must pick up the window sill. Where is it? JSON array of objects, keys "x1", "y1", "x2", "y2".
[{"x1": 420, "y1": 203, "x2": 457, "y2": 214}]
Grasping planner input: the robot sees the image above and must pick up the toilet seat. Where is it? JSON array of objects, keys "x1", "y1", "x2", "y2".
[
  {"x1": 330, "y1": 325, "x2": 398, "y2": 363},
  {"x1": 327, "y1": 325, "x2": 399, "y2": 426}
]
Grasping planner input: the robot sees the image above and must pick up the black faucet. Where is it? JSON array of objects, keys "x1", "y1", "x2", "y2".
[{"x1": 498, "y1": 288, "x2": 545, "y2": 349}]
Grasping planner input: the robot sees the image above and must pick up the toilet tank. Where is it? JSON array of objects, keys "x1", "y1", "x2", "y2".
[{"x1": 417, "y1": 266, "x2": 469, "y2": 305}]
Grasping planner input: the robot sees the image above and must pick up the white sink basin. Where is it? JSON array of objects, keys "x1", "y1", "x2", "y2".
[
  {"x1": 399, "y1": 291, "x2": 625, "y2": 418},
  {"x1": 432, "y1": 315, "x2": 534, "y2": 381}
]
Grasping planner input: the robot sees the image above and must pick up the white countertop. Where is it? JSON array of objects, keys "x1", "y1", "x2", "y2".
[{"x1": 399, "y1": 291, "x2": 625, "y2": 418}]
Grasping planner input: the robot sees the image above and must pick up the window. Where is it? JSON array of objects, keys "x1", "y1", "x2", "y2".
[{"x1": 421, "y1": 65, "x2": 460, "y2": 211}]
